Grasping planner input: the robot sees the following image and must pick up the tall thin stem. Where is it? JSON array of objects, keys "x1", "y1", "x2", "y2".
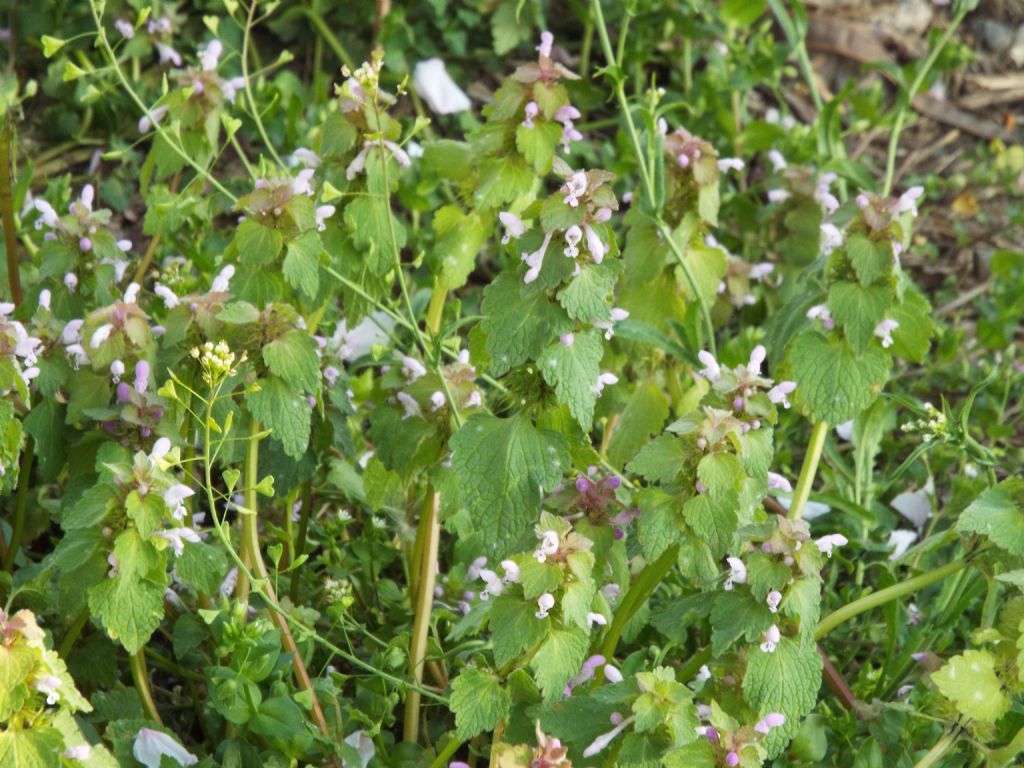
[
  {"x1": 3, "y1": 440, "x2": 32, "y2": 571},
  {"x1": 787, "y1": 420, "x2": 828, "y2": 520},
  {"x1": 242, "y1": 1, "x2": 285, "y2": 170},
  {"x1": 130, "y1": 649, "x2": 163, "y2": 724},
  {"x1": 0, "y1": 114, "x2": 22, "y2": 306},
  {"x1": 403, "y1": 492, "x2": 441, "y2": 744}
]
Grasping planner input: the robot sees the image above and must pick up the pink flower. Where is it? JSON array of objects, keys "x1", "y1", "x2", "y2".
[
  {"x1": 537, "y1": 31, "x2": 554, "y2": 59},
  {"x1": 754, "y1": 713, "x2": 786, "y2": 734},
  {"x1": 563, "y1": 171, "x2": 587, "y2": 207},
  {"x1": 522, "y1": 101, "x2": 539, "y2": 129}
]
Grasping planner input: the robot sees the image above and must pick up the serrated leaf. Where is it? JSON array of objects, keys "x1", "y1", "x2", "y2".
[
  {"x1": 481, "y1": 271, "x2": 571, "y2": 376},
  {"x1": 283, "y1": 231, "x2": 322, "y2": 299},
  {"x1": 451, "y1": 668, "x2": 510, "y2": 739},
  {"x1": 245, "y1": 376, "x2": 312, "y2": 459},
  {"x1": 516, "y1": 122, "x2": 563, "y2": 174},
  {"x1": 956, "y1": 480, "x2": 1024, "y2": 556},
  {"x1": 933, "y1": 649, "x2": 1010, "y2": 723},
  {"x1": 530, "y1": 626, "x2": 589, "y2": 702},
  {"x1": 607, "y1": 381, "x2": 670, "y2": 467},
  {"x1": 450, "y1": 414, "x2": 569, "y2": 552},
  {"x1": 828, "y1": 281, "x2": 890, "y2": 354},
  {"x1": 539, "y1": 331, "x2": 603, "y2": 430},
  {"x1": 888, "y1": 285, "x2": 934, "y2": 363},
  {"x1": 434, "y1": 205, "x2": 488, "y2": 290},
  {"x1": 743, "y1": 637, "x2": 822, "y2": 758},
  {"x1": 683, "y1": 492, "x2": 738, "y2": 558},
  {"x1": 235, "y1": 219, "x2": 283, "y2": 268},
  {"x1": 627, "y1": 435, "x2": 688, "y2": 484},
  {"x1": 696, "y1": 452, "x2": 744, "y2": 497},
  {"x1": 0, "y1": 727, "x2": 64, "y2": 768},
  {"x1": 846, "y1": 233, "x2": 893, "y2": 287},
  {"x1": 263, "y1": 331, "x2": 321, "y2": 393},
  {"x1": 556, "y1": 260, "x2": 621, "y2": 323},
  {"x1": 88, "y1": 574, "x2": 165, "y2": 654},
  {"x1": 475, "y1": 157, "x2": 536, "y2": 210},
  {"x1": 786, "y1": 331, "x2": 890, "y2": 424},
  {"x1": 710, "y1": 590, "x2": 774, "y2": 655},
  {"x1": 344, "y1": 195, "x2": 406, "y2": 276}
]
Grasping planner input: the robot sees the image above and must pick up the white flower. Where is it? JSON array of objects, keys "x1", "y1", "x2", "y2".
[
  {"x1": 133, "y1": 728, "x2": 198, "y2": 768},
  {"x1": 110, "y1": 360, "x2": 125, "y2": 383},
  {"x1": 754, "y1": 713, "x2": 786, "y2": 734},
  {"x1": 697, "y1": 350, "x2": 721, "y2": 381},
  {"x1": 155, "y1": 527, "x2": 201, "y2": 557},
  {"x1": 767, "y1": 380, "x2": 797, "y2": 408},
  {"x1": 467, "y1": 555, "x2": 487, "y2": 581},
  {"x1": 401, "y1": 356, "x2": 427, "y2": 382},
  {"x1": 315, "y1": 204, "x2": 336, "y2": 232},
  {"x1": 749, "y1": 262, "x2": 774, "y2": 281},
  {"x1": 90, "y1": 323, "x2": 114, "y2": 349},
  {"x1": 586, "y1": 612, "x2": 607, "y2": 628},
  {"x1": 775, "y1": 494, "x2": 832, "y2": 520},
  {"x1": 114, "y1": 18, "x2": 134, "y2": 39},
  {"x1": 746, "y1": 345, "x2": 766, "y2": 375},
  {"x1": 478, "y1": 568, "x2": 504, "y2": 599},
  {"x1": 534, "y1": 530, "x2": 559, "y2": 563},
  {"x1": 211, "y1": 265, "x2": 235, "y2": 293},
  {"x1": 767, "y1": 472, "x2": 792, "y2": 493},
  {"x1": 835, "y1": 420, "x2": 854, "y2": 441},
  {"x1": 564, "y1": 225, "x2": 582, "y2": 258},
  {"x1": 163, "y1": 484, "x2": 195, "y2": 520},
  {"x1": 724, "y1": 556, "x2": 746, "y2": 590},
  {"x1": 63, "y1": 744, "x2": 92, "y2": 760},
  {"x1": 582, "y1": 714, "x2": 634, "y2": 758},
  {"x1": 123, "y1": 282, "x2": 141, "y2": 304},
  {"x1": 331, "y1": 312, "x2": 394, "y2": 360},
  {"x1": 521, "y1": 101, "x2": 539, "y2": 128},
  {"x1": 343, "y1": 730, "x2": 376, "y2": 768},
  {"x1": 396, "y1": 392, "x2": 421, "y2": 419},
  {"x1": 560, "y1": 333, "x2": 574, "y2": 346},
  {"x1": 38, "y1": 289, "x2": 51, "y2": 312},
  {"x1": 35, "y1": 675, "x2": 61, "y2": 705},
  {"x1": 874, "y1": 318, "x2": 899, "y2": 348},
  {"x1": 807, "y1": 303, "x2": 834, "y2": 329},
  {"x1": 522, "y1": 231, "x2": 552, "y2": 284},
  {"x1": 199, "y1": 39, "x2": 223, "y2": 71},
  {"x1": 430, "y1": 391, "x2": 446, "y2": 412},
  {"x1": 766, "y1": 590, "x2": 783, "y2": 613},
  {"x1": 500, "y1": 559, "x2": 520, "y2": 584},
  {"x1": 155, "y1": 42, "x2": 182, "y2": 67},
  {"x1": 760, "y1": 624, "x2": 781, "y2": 653},
  {"x1": 289, "y1": 148, "x2": 321, "y2": 168},
  {"x1": 64, "y1": 272, "x2": 78, "y2": 292},
  {"x1": 291, "y1": 168, "x2": 315, "y2": 196},
  {"x1": 154, "y1": 284, "x2": 180, "y2": 309},
  {"x1": 592, "y1": 372, "x2": 618, "y2": 396},
  {"x1": 820, "y1": 222, "x2": 843, "y2": 255},
  {"x1": 717, "y1": 157, "x2": 744, "y2": 172},
  {"x1": 767, "y1": 149, "x2": 786, "y2": 171},
  {"x1": 537, "y1": 30, "x2": 554, "y2": 59},
  {"x1": 583, "y1": 224, "x2": 607, "y2": 263},
  {"x1": 891, "y1": 488, "x2": 932, "y2": 528},
  {"x1": 33, "y1": 198, "x2": 59, "y2": 229},
  {"x1": 535, "y1": 592, "x2": 555, "y2": 619},
  {"x1": 139, "y1": 104, "x2": 169, "y2": 133},
  {"x1": 603, "y1": 664, "x2": 623, "y2": 683},
  {"x1": 815, "y1": 533, "x2": 848, "y2": 558},
  {"x1": 888, "y1": 529, "x2": 918, "y2": 560},
  {"x1": 412, "y1": 58, "x2": 471, "y2": 115},
  {"x1": 895, "y1": 186, "x2": 924, "y2": 217},
  {"x1": 768, "y1": 188, "x2": 790, "y2": 204},
  {"x1": 563, "y1": 171, "x2": 587, "y2": 207},
  {"x1": 498, "y1": 211, "x2": 526, "y2": 244}
]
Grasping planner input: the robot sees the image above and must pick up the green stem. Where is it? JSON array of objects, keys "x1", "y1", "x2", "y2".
[
  {"x1": 428, "y1": 735, "x2": 466, "y2": 768},
  {"x1": 676, "y1": 645, "x2": 713, "y2": 684},
  {"x1": 0, "y1": 114, "x2": 22, "y2": 306},
  {"x1": 58, "y1": 609, "x2": 89, "y2": 660},
  {"x1": 242, "y1": 1, "x2": 285, "y2": 170},
  {"x1": 599, "y1": 545, "x2": 678, "y2": 669},
  {"x1": 403, "y1": 492, "x2": 441, "y2": 744},
  {"x1": 289, "y1": 480, "x2": 313, "y2": 603},
  {"x1": 3, "y1": 440, "x2": 33, "y2": 571},
  {"x1": 426, "y1": 284, "x2": 446, "y2": 337},
  {"x1": 590, "y1": 0, "x2": 715, "y2": 355},
  {"x1": 787, "y1": 420, "x2": 828, "y2": 521},
  {"x1": 129, "y1": 649, "x2": 163, "y2": 724},
  {"x1": 815, "y1": 558, "x2": 968, "y2": 640},
  {"x1": 300, "y1": 6, "x2": 356, "y2": 70},
  {"x1": 881, "y1": 6, "x2": 968, "y2": 196},
  {"x1": 236, "y1": 418, "x2": 261, "y2": 602},
  {"x1": 912, "y1": 726, "x2": 961, "y2": 768}
]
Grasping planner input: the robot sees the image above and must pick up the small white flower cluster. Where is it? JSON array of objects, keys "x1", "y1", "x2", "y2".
[
  {"x1": 900, "y1": 402, "x2": 947, "y2": 442},
  {"x1": 190, "y1": 340, "x2": 244, "y2": 384},
  {"x1": 0, "y1": 303, "x2": 43, "y2": 388}
]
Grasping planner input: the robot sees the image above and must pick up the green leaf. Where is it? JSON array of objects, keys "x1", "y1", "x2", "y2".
[
  {"x1": 627, "y1": 435, "x2": 688, "y2": 484},
  {"x1": 516, "y1": 122, "x2": 563, "y2": 174},
  {"x1": 175, "y1": 540, "x2": 228, "y2": 595},
  {"x1": 556, "y1": 260, "x2": 621, "y2": 323},
  {"x1": 888, "y1": 285, "x2": 934, "y2": 363},
  {"x1": 434, "y1": 205, "x2": 488, "y2": 290},
  {"x1": 743, "y1": 637, "x2": 823, "y2": 758},
  {"x1": 319, "y1": 111, "x2": 357, "y2": 157},
  {"x1": 674, "y1": 241, "x2": 725, "y2": 310},
  {"x1": 489, "y1": 596, "x2": 548, "y2": 668},
  {"x1": 61, "y1": 485, "x2": 115, "y2": 530},
  {"x1": 283, "y1": 231, "x2": 322, "y2": 299},
  {"x1": 0, "y1": 727, "x2": 64, "y2": 768},
  {"x1": 710, "y1": 590, "x2": 774, "y2": 655},
  {"x1": 697, "y1": 453, "x2": 744, "y2": 497},
  {"x1": 539, "y1": 193, "x2": 586, "y2": 232},
  {"x1": 423, "y1": 139, "x2": 475, "y2": 181},
  {"x1": 263, "y1": 331, "x2": 321, "y2": 393},
  {"x1": 956, "y1": 480, "x2": 1024, "y2": 555},
  {"x1": 481, "y1": 271, "x2": 571, "y2": 376},
  {"x1": 683, "y1": 492, "x2": 739, "y2": 559},
  {"x1": 245, "y1": 376, "x2": 312, "y2": 459},
  {"x1": 88, "y1": 574, "x2": 165, "y2": 653},
  {"x1": 344, "y1": 195, "x2": 407, "y2": 276},
  {"x1": 539, "y1": 331, "x2": 603, "y2": 430},
  {"x1": 607, "y1": 381, "x2": 670, "y2": 467},
  {"x1": 217, "y1": 301, "x2": 261, "y2": 325},
  {"x1": 235, "y1": 219, "x2": 283, "y2": 268},
  {"x1": 475, "y1": 157, "x2": 536, "y2": 210},
  {"x1": 827, "y1": 281, "x2": 890, "y2": 354},
  {"x1": 0, "y1": 643, "x2": 35, "y2": 720},
  {"x1": 786, "y1": 331, "x2": 890, "y2": 424},
  {"x1": 721, "y1": 0, "x2": 766, "y2": 26},
  {"x1": 933, "y1": 649, "x2": 1010, "y2": 723},
  {"x1": 530, "y1": 626, "x2": 589, "y2": 702},
  {"x1": 450, "y1": 668, "x2": 511, "y2": 739},
  {"x1": 450, "y1": 414, "x2": 569, "y2": 552},
  {"x1": 846, "y1": 234, "x2": 893, "y2": 287},
  {"x1": 637, "y1": 489, "x2": 683, "y2": 560}
]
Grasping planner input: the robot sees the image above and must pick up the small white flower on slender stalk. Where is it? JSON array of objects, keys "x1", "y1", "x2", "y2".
[
  {"x1": 754, "y1": 713, "x2": 786, "y2": 734},
  {"x1": 35, "y1": 675, "x2": 61, "y2": 705},
  {"x1": 133, "y1": 728, "x2": 198, "y2": 768},
  {"x1": 592, "y1": 372, "x2": 618, "y2": 396},
  {"x1": 498, "y1": 211, "x2": 526, "y2": 244},
  {"x1": 90, "y1": 323, "x2": 114, "y2": 349},
  {"x1": 534, "y1": 530, "x2": 559, "y2": 563},
  {"x1": 535, "y1": 592, "x2": 555, "y2": 619},
  {"x1": 163, "y1": 484, "x2": 194, "y2": 520},
  {"x1": 397, "y1": 392, "x2": 421, "y2": 419},
  {"x1": 563, "y1": 171, "x2": 587, "y2": 208},
  {"x1": 724, "y1": 556, "x2": 746, "y2": 590},
  {"x1": 718, "y1": 157, "x2": 744, "y2": 173},
  {"x1": 697, "y1": 350, "x2": 721, "y2": 381},
  {"x1": 874, "y1": 318, "x2": 899, "y2": 348},
  {"x1": 564, "y1": 225, "x2": 582, "y2": 258},
  {"x1": 760, "y1": 624, "x2": 781, "y2": 653},
  {"x1": 807, "y1": 303, "x2": 834, "y2": 329},
  {"x1": 412, "y1": 58, "x2": 471, "y2": 115},
  {"x1": 401, "y1": 356, "x2": 427, "y2": 382},
  {"x1": 815, "y1": 533, "x2": 848, "y2": 558},
  {"x1": 586, "y1": 612, "x2": 607, "y2": 628},
  {"x1": 766, "y1": 590, "x2": 783, "y2": 613},
  {"x1": 582, "y1": 714, "x2": 635, "y2": 758},
  {"x1": 749, "y1": 262, "x2": 774, "y2": 281},
  {"x1": 767, "y1": 472, "x2": 792, "y2": 493},
  {"x1": 767, "y1": 380, "x2": 797, "y2": 409},
  {"x1": 315, "y1": 204, "x2": 336, "y2": 232},
  {"x1": 155, "y1": 527, "x2": 201, "y2": 557},
  {"x1": 500, "y1": 559, "x2": 520, "y2": 584}
]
